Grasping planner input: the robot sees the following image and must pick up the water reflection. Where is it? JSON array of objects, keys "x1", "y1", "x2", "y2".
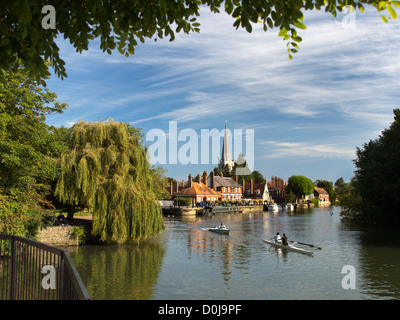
[
  {"x1": 67, "y1": 241, "x2": 165, "y2": 300},
  {"x1": 357, "y1": 225, "x2": 400, "y2": 299}
]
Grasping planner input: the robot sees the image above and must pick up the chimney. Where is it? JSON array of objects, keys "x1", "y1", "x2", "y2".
[
  {"x1": 188, "y1": 174, "x2": 192, "y2": 188},
  {"x1": 250, "y1": 178, "x2": 253, "y2": 194},
  {"x1": 176, "y1": 181, "x2": 179, "y2": 193},
  {"x1": 170, "y1": 181, "x2": 173, "y2": 195},
  {"x1": 203, "y1": 171, "x2": 208, "y2": 186},
  {"x1": 210, "y1": 171, "x2": 215, "y2": 190},
  {"x1": 234, "y1": 174, "x2": 238, "y2": 182},
  {"x1": 196, "y1": 174, "x2": 201, "y2": 185}
]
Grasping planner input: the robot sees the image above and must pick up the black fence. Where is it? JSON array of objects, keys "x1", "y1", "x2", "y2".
[{"x1": 0, "y1": 234, "x2": 90, "y2": 300}]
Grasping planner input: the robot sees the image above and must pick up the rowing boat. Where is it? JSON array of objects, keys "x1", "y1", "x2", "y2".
[
  {"x1": 207, "y1": 227, "x2": 230, "y2": 234},
  {"x1": 262, "y1": 239, "x2": 314, "y2": 255}
]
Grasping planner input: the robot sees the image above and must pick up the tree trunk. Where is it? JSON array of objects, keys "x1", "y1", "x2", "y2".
[{"x1": 66, "y1": 204, "x2": 75, "y2": 221}]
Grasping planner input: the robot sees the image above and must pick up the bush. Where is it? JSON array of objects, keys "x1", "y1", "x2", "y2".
[
  {"x1": 174, "y1": 198, "x2": 192, "y2": 206},
  {"x1": 71, "y1": 226, "x2": 89, "y2": 244},
  {"x1": 0, "y1": 192, "x2": 58, "y2": 239},
  {"x1": 310, "y1": 198, "x2": 319, "y2": 208}
]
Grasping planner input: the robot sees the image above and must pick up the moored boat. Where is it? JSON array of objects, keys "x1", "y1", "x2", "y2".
[
  {"x1": 281, "y1": 203, "x2": 294, "y2": 211},
  {"x1": 267, "y1": 204, "x2": 279, "y2": 212},
  {"x1": 262, "y1": 239, "x2": 314, "y2": 255}
]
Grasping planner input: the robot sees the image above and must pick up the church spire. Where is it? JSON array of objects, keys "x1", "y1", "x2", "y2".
[{"x1": 219, "y1": 121, "x2": 235, "y2": 172}]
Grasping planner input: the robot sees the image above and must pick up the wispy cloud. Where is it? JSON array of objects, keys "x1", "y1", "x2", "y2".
[{"x1": 261, "y1": 140, "x2": 356, "y2": 160}]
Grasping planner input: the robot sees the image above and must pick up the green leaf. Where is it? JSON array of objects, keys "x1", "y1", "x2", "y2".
[
  {"x1": 278, "y1": 28, "x2": 288, "y2": 36},
  {"x1": 381, "y1": 15, "x2": 389, "y2": 22},
  {"x1": 392, "y1": 1, "x2": 400, "y2": 7},
  {"x1": 292, "y1": 35, "x2": 302, "y2": 43},
  {"x1": 293, "y1": 20, "x2": 307, "y2": 29},
  {"x1": 388, "y1": 4, "x2": 397, "y2": 19},
  {"x1": 267, "y1": 17, "x2": 273, "y2": 28},
  {"x1": 291, "y1": 42, "x2": 300, "y2": 49},
  {"x1": 288, "y1": 54, "x2": 293, "y2": 60},
  {"x1": 245, "y1": 23, "x2": 252, "y2": 33}
]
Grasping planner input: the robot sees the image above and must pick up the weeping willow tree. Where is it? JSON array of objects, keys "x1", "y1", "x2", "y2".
[{"x1": 56, "y1": 120, "x2": 164, "y2": 243}]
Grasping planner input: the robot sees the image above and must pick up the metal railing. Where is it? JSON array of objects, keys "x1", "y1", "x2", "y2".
[{"x1": 0, "y1": 234, "x2": 90, "y2": 300}]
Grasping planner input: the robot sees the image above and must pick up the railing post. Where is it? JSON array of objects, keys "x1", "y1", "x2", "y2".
[
  {"x1": 10, "y1": 236, "x2": 17, "y2": 300},
  {"x1": 59, "y1": 250, "x2": 65, "y2": 300}
]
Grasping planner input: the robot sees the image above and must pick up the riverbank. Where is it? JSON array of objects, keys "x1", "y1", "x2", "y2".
[
  {"x1": 37, "y1": 215, "x2": 93, "y2": 246},
  {"x1": 162, "y1": 205, "x2": 263, "y2": 216}
]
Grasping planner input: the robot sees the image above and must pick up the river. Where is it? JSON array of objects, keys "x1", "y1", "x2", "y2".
[{"x1": 67, "y1": 206, "x2": 400, "y2": 300}]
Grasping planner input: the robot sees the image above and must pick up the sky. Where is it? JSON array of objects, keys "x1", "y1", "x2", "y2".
[{"x1": 45, "y1": 6, "x2": 400, "y2": 184}]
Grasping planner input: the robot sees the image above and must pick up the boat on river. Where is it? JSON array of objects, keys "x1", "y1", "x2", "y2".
[
  {"x1": 267, "y1": 204, "x2": 279, "y2": 212},
  {"x1": 207, "y1": 227, "x2": 230, "y2": 234},
  {"x1": 263, "y1": 239, "x2": 314, "y2": 255},
  {"x1": 198, "y1": 206, "x2": 240, "y2": 215},
  {"x1": 281, "y1": 203, "x2": 294, "y2": 211}
]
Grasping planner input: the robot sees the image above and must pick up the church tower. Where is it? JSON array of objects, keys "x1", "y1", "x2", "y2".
[{"x1": 219, "y1": 121, "x2": 235, "y2": 172}]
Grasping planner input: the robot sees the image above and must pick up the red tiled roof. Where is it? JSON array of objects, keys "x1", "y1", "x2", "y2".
[
  {"x1": 178, "y1": 182, "x2": 219, "y2": 196},
  {"x1": 314, "y1": 187, "x2": 328, "y2": 194}
]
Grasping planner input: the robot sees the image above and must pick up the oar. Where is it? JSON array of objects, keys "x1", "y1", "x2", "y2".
[{"x1": 289, "y1": 241, "x2": 322, "y2": 250}]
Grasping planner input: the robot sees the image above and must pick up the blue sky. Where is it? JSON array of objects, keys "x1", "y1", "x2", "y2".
[{"x1": 45, "y1": 6, "x2": 400, "y2": 184}]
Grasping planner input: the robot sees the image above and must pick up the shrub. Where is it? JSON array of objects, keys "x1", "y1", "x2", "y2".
[
  {"x1": 71, "y1": 226, "x2": 89, "y2": 244},
  {"x1": 174, "y1": 198, "x2": 192, "y2": 206}
]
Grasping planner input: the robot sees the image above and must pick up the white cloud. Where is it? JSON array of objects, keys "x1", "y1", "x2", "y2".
[{"x1": 261, "y1": 140, "x2": 356, "y2": 160}]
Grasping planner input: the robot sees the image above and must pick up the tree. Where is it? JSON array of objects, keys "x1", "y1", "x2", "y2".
[
  {"x1": 252, "y1": 170, "x2": 265, "y2": 183},
  {"x1": 56, "y1": 120, "x2": 165, "y2": 243},
  {"x1": 286, "y1": 175, "x2": 314, "y2": 202},
  {"x1": 337, "y1": 178, "x2": 363, "y2": 221},
  {"x1": 344, "y1": 109, "x2": 400, "y2": 223},
  {"x1": 0, "y1": 61, "x2": 67, "y2": 199},
  {"x1": 335, "y1": 177, "x2": 345, "y2": 187},
  {"x1": 1, "y1": 1, "x2": 398, "y2": 83},
  {"x1": 150, "y1": 165, "x2": 171, "y2": 200}
]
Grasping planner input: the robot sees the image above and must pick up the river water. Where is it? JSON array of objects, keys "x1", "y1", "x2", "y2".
[{"x1": 67, "y1": 206, "x2": 400, "y2": 300}]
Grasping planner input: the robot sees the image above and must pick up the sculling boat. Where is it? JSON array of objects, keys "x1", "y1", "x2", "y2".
[
  {"x1": 263, "y1": 239, "x2": 314, "y2": 255},
  {"x1": 207, "y1": 227, "x2": 230, "y2": 234}
]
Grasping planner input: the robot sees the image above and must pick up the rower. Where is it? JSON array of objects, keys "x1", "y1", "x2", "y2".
[
  {"x1": 219, "y1": 222, "x2": 226, "y2": 229},
  {"x1": 282, "y1": 233, "x2": 288, "y2": 246},
  {"x1": 271, "y1": 232, "x2": 282, "y2": 244}
]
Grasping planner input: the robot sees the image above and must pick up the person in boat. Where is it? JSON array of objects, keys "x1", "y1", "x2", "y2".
[
  {"x1": 271, "y1": 232, "x2": 282, "y2": 243},
  {"x1": 218, "y1": 222, "x2": 226, "y2": 229},
  {"x1": 282, "y1": 233, "x2": 288, "y2": 246}
]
